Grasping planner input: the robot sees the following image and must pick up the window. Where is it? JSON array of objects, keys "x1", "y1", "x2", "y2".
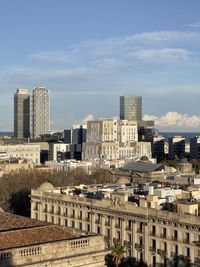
[
  {"x1": 0, "y1": 252, "x2": 11, "y2": 261},
  {"x1": 106, "y1": 228, "x2": 110, "y2": 236},
  {"x1": 127, "y1": 233, "x2": 132, "y2": 242},
  {"x1": 187, "y1": 247, "x2": 190, "y2": 257}
]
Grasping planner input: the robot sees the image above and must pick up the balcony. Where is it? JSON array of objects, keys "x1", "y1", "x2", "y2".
[
  {"x1": 150, "y1": 247, "x2": 156, "y2": 254},
  {"x1": 171, "y1": 251, "x2": 178, "y2": 258},
  {"x1": 105, "y1": 221, "x2": 111, "y2": 226},
  {"x1": 150, "y1": 231, "x2": 156, "y2": 237},
  {"x1": 194, "y1": 257, "x2": 200, "y2": 266},
  {"x1": 95, "y1": 219, "x2": 100, "y2": 224},
  {"x1": 124, "y1": 240, "x2": 132, "y2": 247},
  {"x1": 113, "y1": 238, "x2": 120, "y2": 244},
  {"x1": 137, "y1": 229, "x2": 143, "y2": 234},
  {"x1": 85, "y1": 217, "x2": 90, "y2": 222},
  {"x1": 126, "y1": 226, "x2": 131, "y2": 231},
  {"x1": 183, "y1": 238, "x2": 190, "y2": 244},
  {"x1": 115, "y1": 224, "x2": 120, "y2": 229},
  {"x1": 157, "y1": 249, "x2": 167, "y2": 258},
  {"x1": 135, "y1": 243, "x2": 144, "y2": 251},
  {"x1": 194, "y1": 241, "x2": 200, "y2": 247},
  {"x1": 160, "y1": 233, "x2": 167, "y2": 239},
  {"x1": 178, "y1": 255, "x2": 191, "y2": 262},
  {"x1": 171, "y1": 236, "x2": 178, "y2": 242}
]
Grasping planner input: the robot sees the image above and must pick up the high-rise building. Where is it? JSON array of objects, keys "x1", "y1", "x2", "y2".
[
  {"x1": 31, "y1": 85, "x2": 50, "y2": 139},
  {"x1": 14, "y1": 89, "x2": 30, "y2": 138},
  {"x1": 152, "y1": 135, "x2": 165, "y2": 162},
  {"x1": 120, "y1": 95, "x2": 142, "y2": 121},
  {"x1": 190, "y1": 136, "x2": 200, "y2": 160},
  {"x1": 168, "y1": 135, "x2": 185, "y2": 160}
]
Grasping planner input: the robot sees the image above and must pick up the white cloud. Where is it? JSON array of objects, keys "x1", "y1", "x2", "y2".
[
  {"x1": 128, "y1": 48, "x2": 190, "y2": 64},
  {"x1": 127, "y1": 31, "x2": 200, "y2": 44},
  {"x1": 143, "y1": 111, "x2": 200, "y2": 129},
  {"x1": 0, "y1": 66, "x2": 97, "y2": 82},
  {"x1": 81, "y1": 114, "x2": 95, "y2": 124},
  {"x1": 29, "y1": 50, "x2": 71, "y2": 63},
  {"x1": 27, "y1": 31, "x2": 200, "y2": 68},
  {"x1": 130, "y1": 48, "x2": 190, "y2": 63},
  {"x1": 186, "y1": 22, "x2": 200, "y2": 28}
]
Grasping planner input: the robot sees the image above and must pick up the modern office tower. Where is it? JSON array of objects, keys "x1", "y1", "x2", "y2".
[
  {"x1": 152, "y1": 135, "x2": 165, "y2": 162},
  {"x1": 31, "y1": 85, "x2": 50, "y2": 139},
  {"x1": 168, "y1": 136, "x2": 185, "y2": 160},
  {"x1": 190, "y1": 136, "x2": 200, "y2": 160},
  {"x1": 120, "y1": 96, "x2": 142, "y2": 121},
  {"x1": 14, "y1": 89, "x2": 30, "y2": 138}
]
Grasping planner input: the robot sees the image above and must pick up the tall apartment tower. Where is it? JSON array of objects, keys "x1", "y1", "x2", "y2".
[
  {"x1": 120, "y1": 96, "x2": 142, "y2": 121},
  {"x1": 14, "y1": 89, "x2": 30, "y2": 138},
  {"x1": 31, "y1": 85, "x2": 50, "y2": 139}
]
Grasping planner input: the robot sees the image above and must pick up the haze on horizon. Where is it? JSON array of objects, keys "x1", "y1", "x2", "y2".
[{"x1": 1, "y1": 0, "x2": 200, "y2": 132}]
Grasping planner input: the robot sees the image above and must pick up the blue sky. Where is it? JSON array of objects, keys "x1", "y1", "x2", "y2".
[{"x1": 1, "y1": 0, "x2": 200, "y2": 131}]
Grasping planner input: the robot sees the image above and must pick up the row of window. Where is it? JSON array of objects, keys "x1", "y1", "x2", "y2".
[{"x1": 0, "y1": 252, "x2": 11, "y2": 261}]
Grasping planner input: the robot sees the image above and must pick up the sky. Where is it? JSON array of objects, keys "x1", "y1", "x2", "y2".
[{"x1": 1, "y1": 0, "x2": 200, "y2": 131}]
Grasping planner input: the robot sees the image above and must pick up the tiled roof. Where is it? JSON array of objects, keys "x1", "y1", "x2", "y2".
[
  {"x1": 0, "y1": 212, "x2": 77, "y2": 250},
  {"x1": 0, "y1": 211, "x2": 47, "y2": 232},
  {"x1": 0, "y1": 225, "x2": 76, "y2": 250}
]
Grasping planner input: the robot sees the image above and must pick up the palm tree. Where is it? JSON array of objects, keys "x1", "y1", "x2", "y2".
[{"x1": 111, "y1": 242, "x2": 126, "y2": 267}]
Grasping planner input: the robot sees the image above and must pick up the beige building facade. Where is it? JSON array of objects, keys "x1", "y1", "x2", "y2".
[
  {"x1": 0, "y1": 144, "x2": 40, "y2": 164},
  {"x1": 31, "y1": 184, "x2": 200, "y2": 267},
  {"x1": 0, "y1": 210, "x2": 106, "y2": 267},
  {"x1": 0, "y1": 159, "x2": 33, "y2": 177}
]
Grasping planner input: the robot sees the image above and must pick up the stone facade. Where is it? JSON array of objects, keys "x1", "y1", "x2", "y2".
[
  {"x1": 0, "y1": 144, "x2": 40, "y2": 164},
  {"x1": 31, "y1": 185, "x2": 200, "y2": 267},
  {"x1": 0, "y1": 211, "x2": 106, "y2": 267}
]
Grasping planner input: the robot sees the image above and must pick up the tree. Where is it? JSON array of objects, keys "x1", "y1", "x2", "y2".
[{"x1": 111, "y1": 242, "x2": 126, "y2": 267}]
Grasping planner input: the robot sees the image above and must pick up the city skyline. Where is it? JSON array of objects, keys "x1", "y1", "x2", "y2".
[{"x1": 1, "y1": 1, "x2": 200, "y2": 131}]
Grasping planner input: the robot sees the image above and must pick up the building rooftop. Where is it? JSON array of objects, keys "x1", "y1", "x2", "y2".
[
  {"x1": 0, "y1": 212, "x2": 77, "y2": 251},
  {"x1": 0, "y1": 225, "x2": 76, "y2": 250},
  {"x1": 0, "y1": 211, "x2": 47, "y2": 231},
  {"x1": 122, "y1": 162, "x2": 164, "y2": 173}
]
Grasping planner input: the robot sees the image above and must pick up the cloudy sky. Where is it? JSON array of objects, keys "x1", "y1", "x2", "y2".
[{"x1": 1, "y1": 0, "x2": 200, "y2": 132}]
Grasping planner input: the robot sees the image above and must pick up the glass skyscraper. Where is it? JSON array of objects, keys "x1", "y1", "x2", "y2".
[{"x1": 120, "y1": 96, "x2": 142, "y2": 121}]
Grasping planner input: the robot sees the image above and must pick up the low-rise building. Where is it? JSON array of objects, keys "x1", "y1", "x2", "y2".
[
  {"x1": 45, "y1": 160, "x2": 95, "y2": 174},
  {"x1": 0, "y1": 159, "x2": 33, "y2": 177},
  {"x1": 0, "y1": 210, "x2": 106, "y2": 267},
  {"x1": 0, "y1": 144, "x2": 40, "y2": 164}
]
